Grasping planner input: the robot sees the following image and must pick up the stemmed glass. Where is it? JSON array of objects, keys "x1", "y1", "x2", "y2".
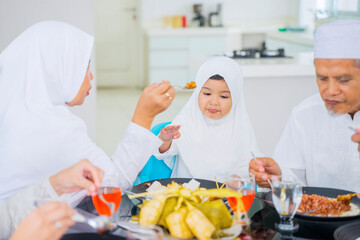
[
  {"x1": 271, "y1": 180, "x2": 302, "y2": 232},
  {"x1": 92, "y1": 174, "x2": 122, "y2": 218},
  {"x1": 226, "y1": 173, "x2": 256, "y2": 214}
]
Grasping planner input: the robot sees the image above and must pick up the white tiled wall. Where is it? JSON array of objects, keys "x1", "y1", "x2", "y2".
[{"x1": 0, "y1": 0, "x2": 97, "y2": 141}]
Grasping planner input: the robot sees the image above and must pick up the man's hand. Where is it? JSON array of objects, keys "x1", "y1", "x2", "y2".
[
  {"x1": 49, "y1": 159, "x2": 104, "y2": 196},
  {"x1": 132, "y1": 81, "x2": 175, "y2": 130},
  {"x1": 10, "y1": 202, "x2": 76, "y2": 240},
  {"x1": 351, "y1": 128, "x2": 360, "y2": 152},
  {"x1": 249, "y1": 157, "x2": 282, "y2": 188}
]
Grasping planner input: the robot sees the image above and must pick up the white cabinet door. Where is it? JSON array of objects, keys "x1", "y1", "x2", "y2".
[
  {"x1": 150, "y1": 68, "x2": 189, "y2": 86},
  {"x1": 94, "y1": 0, "x2": 140, "y2": 87},
  {"x1": 150, "y1": 51, "x2": 188, "y2": 68},
  {"x1": 147, "y1": 34, "x2": 226, "y2": 86}
]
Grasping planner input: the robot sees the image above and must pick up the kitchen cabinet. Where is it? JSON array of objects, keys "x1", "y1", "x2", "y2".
[
  {"x1": 146, "y1": 29, "x2": 227, "y2": 86},
  {"x1": 265, "y1": 31, "x2": 314, "y2": 55}
]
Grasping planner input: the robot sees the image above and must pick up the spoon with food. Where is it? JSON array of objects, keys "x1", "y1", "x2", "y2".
[{"x1": 336, "y1": 193, "x2": 359, "y2": 205}]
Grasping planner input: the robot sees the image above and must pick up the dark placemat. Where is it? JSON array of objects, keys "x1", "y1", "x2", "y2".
[
  {"x1": 334, "y1": 221, "x2": 360, "y2": 240},
  {"x1": 61, "y1": 233, "x2": 125, "y2": 240}
]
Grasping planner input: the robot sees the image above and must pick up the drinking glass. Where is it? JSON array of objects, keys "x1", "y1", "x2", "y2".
[
  {"x1": 226, "y1": 173, "x2": 256, "y2": 213},
  {"x1": 271, "y1": 181, "x2": 302, "y2": 231},
  {"x1": 92, "y1": 174, "x2": 122, "y2": 217}
]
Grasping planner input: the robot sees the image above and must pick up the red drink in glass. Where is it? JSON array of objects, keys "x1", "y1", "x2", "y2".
[
  {"x1": 228, "y1": 189, "x2": 255, "y2": 212},
  {"x1": 226, "y1": 173, "x2": 255, "y2": 213},
  {"x1": 92, "y1": 186, "x2": 122, "y2": 216}
]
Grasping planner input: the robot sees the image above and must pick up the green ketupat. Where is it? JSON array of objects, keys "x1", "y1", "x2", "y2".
[
  {"x1": 165, "y1": 207, "x2": 194, "y2": 239},
  {"x1": 196, "y1": 199, "x2": 233, "y2": 229}
]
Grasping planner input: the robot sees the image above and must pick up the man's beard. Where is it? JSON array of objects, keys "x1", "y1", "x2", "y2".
[{"x1": 326, "y1": 106, "x2": 342, "y2": 117}]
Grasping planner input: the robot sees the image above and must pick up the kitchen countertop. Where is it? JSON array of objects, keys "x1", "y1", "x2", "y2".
[
  {"x1": 237, "y1": 52, "x2": 315, "y2": 78},
  {"x1": 190, "y1": 52, "x2": 316, "y2": 79},
  {"x1": 145, "y1": 25, "x2": 281, "y2": 37}
]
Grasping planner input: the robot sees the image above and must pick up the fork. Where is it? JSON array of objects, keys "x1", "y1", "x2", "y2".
[
  {"x1": 72, "y1": 213, "x2": 115, "y2": 233},
  {"x1": 251, "y1": 151, "x2": 273, "y2": 188}
]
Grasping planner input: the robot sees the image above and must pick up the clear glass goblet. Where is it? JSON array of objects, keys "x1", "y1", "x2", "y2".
[{"x1": 271, "y1": 181, "x2": 302, "y2": 231}]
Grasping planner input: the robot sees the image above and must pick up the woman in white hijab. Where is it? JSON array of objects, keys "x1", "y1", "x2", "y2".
[
  {"x1": 0, "y1": 21, "x2": 174, "y2": 203},
  {"x1": 154, "y1": 56, "x2": 261, "y2": 182}
]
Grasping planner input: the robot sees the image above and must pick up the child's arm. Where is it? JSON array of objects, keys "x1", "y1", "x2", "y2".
[{"x1": 158, "y1": 125, "x2": 181, "y2": 153}]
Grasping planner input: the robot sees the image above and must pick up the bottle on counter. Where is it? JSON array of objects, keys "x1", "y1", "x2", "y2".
[
  {"x1": 191, "y1": 4, "x2": 205, "y2": 27},
  {"x1": 208, "y1": 4, "x2": 223, "y2": 27}
]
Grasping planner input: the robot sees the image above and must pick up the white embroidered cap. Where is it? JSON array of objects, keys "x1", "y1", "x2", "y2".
[{"x1": 314, "y1": 19, "x2": 360, "y2": 59}]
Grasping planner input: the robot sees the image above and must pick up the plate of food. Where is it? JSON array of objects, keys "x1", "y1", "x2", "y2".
[
  {"x1": 260, "y1": 186, "x2": 360, "y2": 239},
  {"x1": 127, "y1": 178, "x2": 245, "y2": 240},
  {"x1": 263, "y1": 186, "x2": 360, "y2": 220}
]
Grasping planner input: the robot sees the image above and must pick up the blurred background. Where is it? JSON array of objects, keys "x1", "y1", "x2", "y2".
[{"x1": 1, "y1": 0, "x2": 359, "y2": 156}]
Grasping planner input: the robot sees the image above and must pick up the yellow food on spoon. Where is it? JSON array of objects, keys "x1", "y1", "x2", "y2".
[{"x1": 186, "y1": 81, "x2": 196, "y2": 89}]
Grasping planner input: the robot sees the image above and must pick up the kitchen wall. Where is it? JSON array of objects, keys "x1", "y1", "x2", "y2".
[
  {"x1": 0, "y1": 0, "x2": 97, "y2": 141},
  {"x1": 140, "y1": 0, "x2": 299, "y2": 28}
]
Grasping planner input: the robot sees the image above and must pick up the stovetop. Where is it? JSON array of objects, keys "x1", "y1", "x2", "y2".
[
  {"x1": 230, "y1": 42, "x2": 291, "y2": 59},
  {"x1": 232, "y1": 47, "x2": 290, "y2": 59}
]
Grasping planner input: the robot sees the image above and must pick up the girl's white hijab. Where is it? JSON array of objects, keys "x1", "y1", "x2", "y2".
[
  {"x1": 0, "y1": 21, "x2": 94, "y2": 200},
  {"x1": 172, "y1": 56, "x2": 260, "y2": 182}
]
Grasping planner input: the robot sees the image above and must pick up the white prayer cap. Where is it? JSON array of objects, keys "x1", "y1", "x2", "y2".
[{"x1": 314, "y1": 19, "x2": 360, "y2": 59}]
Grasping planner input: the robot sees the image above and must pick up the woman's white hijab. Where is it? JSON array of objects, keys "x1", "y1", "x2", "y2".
[
  {"x1": 0, "y1": 21, "x2": 97, "y2": 200},
  {"x1": 172, "y1": 56, "x2": 260, "y2": 182}
]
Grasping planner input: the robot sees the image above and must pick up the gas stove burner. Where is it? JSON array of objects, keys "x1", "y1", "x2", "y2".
[
  {"x1": 231, "y1": 42, "x2": 290, "y2": 59},
  {"x1": 232, "y1": 47, "x2": 287, "y2": 58},
  {"x1": 232, "y1": 48, "x2": 258, "y2": 58},
  {"x1": 260, "y1": 48, "x2": 285, "y2": 58}
]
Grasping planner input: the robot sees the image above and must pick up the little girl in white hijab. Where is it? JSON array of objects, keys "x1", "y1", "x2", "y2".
[
  {"x1": 154, "y1": 56, "x2": 261, "y2": 182},
  {"x1": 0, "y1": 21, "x2": 173, "y2": 203}
]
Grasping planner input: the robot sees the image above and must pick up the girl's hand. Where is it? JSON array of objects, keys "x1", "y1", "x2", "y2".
[{"x1": 159, "y1": 125, "x2": 181, "y2": 142}]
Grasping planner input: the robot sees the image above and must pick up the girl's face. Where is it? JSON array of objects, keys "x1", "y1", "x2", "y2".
[
  {"x1": 198, "y1": 79, "x2": 232, "y2": 119},
  {"x1": 66, "y1": 65, "x2": 93, "y2": 107}
]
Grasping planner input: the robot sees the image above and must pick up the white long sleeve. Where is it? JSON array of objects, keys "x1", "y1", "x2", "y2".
[
  {"x1": 70, "y1": 122, "x2": 163, "y2": 206},
  {"x1": 111, "y1": 122, "x2": 163, "y2": 187},
  {"x1": 273, "y1": 94, "x2": 360, "y2": 192},
  {"x1": 0, "y1": 179, "x2": 61, "y2": 240}
]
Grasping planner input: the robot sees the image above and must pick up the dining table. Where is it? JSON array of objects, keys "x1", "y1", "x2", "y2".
[{"x1": 61, "y1": 190, "x2": 360, "y2": 240}]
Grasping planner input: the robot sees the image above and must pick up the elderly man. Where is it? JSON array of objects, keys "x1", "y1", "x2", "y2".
[{"x1": 249, "y1": 19, "x2": 360, "y2": 192}]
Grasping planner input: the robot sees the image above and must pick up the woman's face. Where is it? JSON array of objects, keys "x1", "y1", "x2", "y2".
[
  {"x1": 66, "y1": 65, "x2": 93, "y2": 107},
  {"x1": 198, "y1": 79, "x2": 232, "y2": 119}
]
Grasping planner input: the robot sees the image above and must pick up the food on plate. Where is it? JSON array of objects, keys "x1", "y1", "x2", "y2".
[
  {"x1": 129, "y1": 180, "x2": 244, "y2": 240},
  {"x1": 196, "y1": 199, "x2": 233, "y2": 229},
  {"x1": 166, "y1": 207, "x2": 194, "y2": 239},
  {"x1": 186, "y1": 81, "x2": 196, "y2": 89},
  {"x1": 298, "y1": 194, "x2": 357, "y2": 216}
]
